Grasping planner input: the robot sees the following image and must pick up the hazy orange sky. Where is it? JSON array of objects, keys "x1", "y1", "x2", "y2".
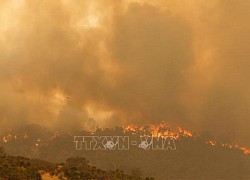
[{"x1": 0, "y1": 0, "x2": 250, "y2": 145}]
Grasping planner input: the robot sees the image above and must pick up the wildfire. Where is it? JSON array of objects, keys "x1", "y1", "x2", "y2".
[
  {"x1": 1, "y1": 131, "x2": 61, "y2": 144},
  {"x1": 1, "y1": 122, "x2": 250, "y2": 155},
  {"x1": 206, "y1": 141, "x2": 250, "y2": 155},
  {"x1": 123, "y1": 122, "x2": 193, "y2": 139},
  {"x1": 240, "y1": 147, "x2": 250, "y2": 155},
  {"x1": 221, "y1": 143, "x2": 250, "y2": 154},
  {"x1": 206, "y1": 140, "x2": 216, "y2": 146},
  {"x1": 123, "y1": 122, "x2": 250, "y2": 155},
  {"x1": 2, "y1": 133, "x2": 16, "y2": 143},
  {"x1": 2, "y1": 136, "x2": 8, "y2": 143},
  {"x1": 177, "y1": 127, "x2": 193, "y2": 137},
  {"x1": 1, "y1": 132, "x2": 30, "y2": 144}
]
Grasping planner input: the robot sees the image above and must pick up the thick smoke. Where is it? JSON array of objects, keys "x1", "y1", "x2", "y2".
[{"x1": 0, "y1": 0, "x2": 250, "y2": 145}]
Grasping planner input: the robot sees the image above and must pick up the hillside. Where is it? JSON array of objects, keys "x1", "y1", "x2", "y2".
[
  {"x1": 0, "y1": 147, "x2": 152, "y2": 180},
  {"x1": 1, "y1": 124, "x2": 250, "y2": 179}
]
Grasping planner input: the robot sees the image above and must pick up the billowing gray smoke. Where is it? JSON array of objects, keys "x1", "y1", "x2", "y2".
[{"x1": 0, "y1": 0, "x2": 250, "y2": 145}]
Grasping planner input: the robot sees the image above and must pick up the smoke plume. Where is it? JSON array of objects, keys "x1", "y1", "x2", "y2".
[{"x1": 0, "y1": 0, "x2": 250, "y2": 145}]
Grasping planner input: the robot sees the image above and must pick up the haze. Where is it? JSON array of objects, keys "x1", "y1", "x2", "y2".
[{"x1": 0, "y1": 0, "x2": 250, "y2": 146}]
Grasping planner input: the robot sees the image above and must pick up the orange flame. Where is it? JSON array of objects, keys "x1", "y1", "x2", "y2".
[
  {"x1": 123, "y1": 122, "x2": 193, "y2": 139},
  {"x1": 123, "y1": 123, "x2": 250, "y2": 155},
  {"x1": 1, "y1": 123, "x2": 250, "y2": 155}
]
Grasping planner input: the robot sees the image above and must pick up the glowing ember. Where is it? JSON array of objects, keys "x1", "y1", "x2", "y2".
[
  {"x1": 2, "y1": 136, "x2": 8, "y2": 143},
  {"x1": 206, "y1": 140, "x2": 216, "y2": 146}
]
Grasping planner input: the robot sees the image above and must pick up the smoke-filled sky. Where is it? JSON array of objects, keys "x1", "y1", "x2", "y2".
[{"x1": 0, "y1": 0, "x2": 250, "y2": 144}]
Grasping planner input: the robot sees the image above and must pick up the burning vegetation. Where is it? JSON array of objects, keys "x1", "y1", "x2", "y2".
[
  {"x1": 1, "y1": 123, "x2": 250, "y2": 179},
  {"x1": 123, "y1": 122, "x2": 250, "y2": 155},
  {"x1": 2, "y1": 122, "x2": 250, "y2": 155}
]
